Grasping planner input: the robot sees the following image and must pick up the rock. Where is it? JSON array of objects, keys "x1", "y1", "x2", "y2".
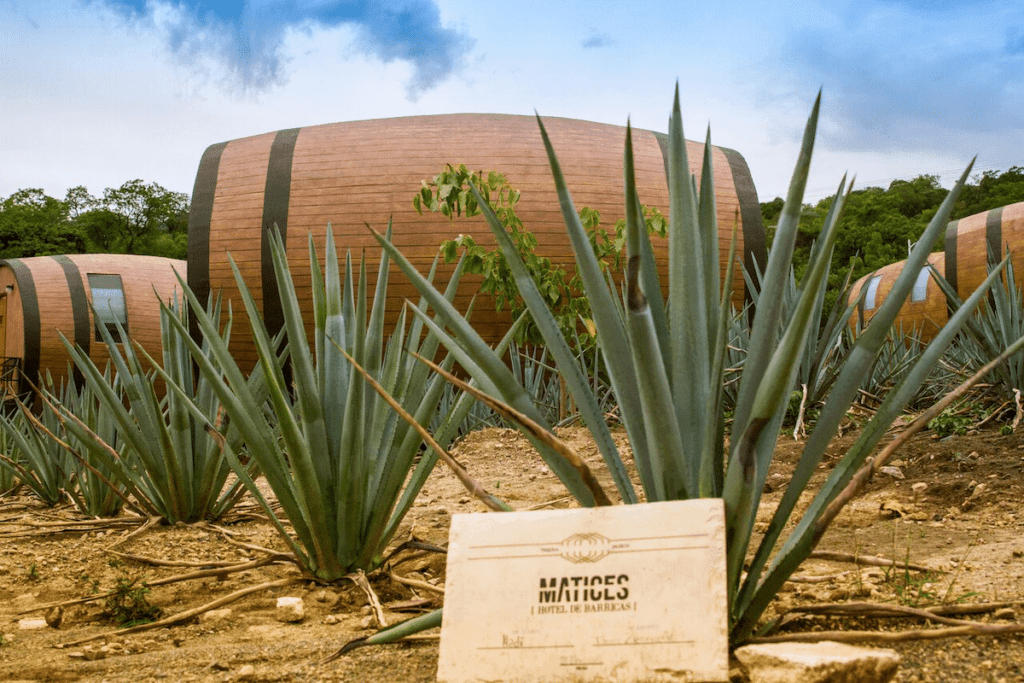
[
  {"x1": 199, "y1": 608, "x2": 233, "y2": 624},
  {"x1": 276, "y1": 596, "x2": 305, "y2": 623},
  {"x1": 82, "y1": 645, "x2": 107, "y2": 661},
  {"x1": 45, "y1": 605, "x2": 63, "y2": 629},
  {"x1": 911, "y1": 482, "x2": 928, "y2": 495},
  {"x1": 879, "y1": 500, "x2": 907, "y2": 518},
  {"x1": 734, "y1": 641, "x2": 899, "y2": 683},
  {"x1": 993, "y1": 608, "x2": 1016, "y2": 620},
  {"x1": 17, "y1": 618, "x2": 48, "y2": 630},
  {"x1": 236, "y1": 664, "x2": 256, "y2": 681},
  {"x1": 853, "y1": 581, "x2": 877, "y2": 598},
  {"x1": 324, "y1": 614, "x2": 340, "y2": 625},
  {"x1": 970, "y1": 483, "x2": 987, "y2": 498},
  {"x1": 828, "y1": 587, "x2": 851, "y2": 601},
  {"x1": 880, "y1": 466, "x2": 904, "y2": 480},
  {"x1": 313, "y1": 590, "x2": 337, "y2": 604}
]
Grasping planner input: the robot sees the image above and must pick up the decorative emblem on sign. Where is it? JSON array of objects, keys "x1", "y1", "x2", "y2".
[{"x1": 559, "y1": 532, "x2": 611, "y2": 563}]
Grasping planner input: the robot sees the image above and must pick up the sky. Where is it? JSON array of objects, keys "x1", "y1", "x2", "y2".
[{"x1": 2, "y1": 0, "x2": 1022, "y2": 206}]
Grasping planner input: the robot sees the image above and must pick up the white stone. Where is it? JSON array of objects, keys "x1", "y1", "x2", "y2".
[
  {"x1": 17, "y1": 618, "x2": 48, "y2": 631},
  {"x1": 275, "y1": 596, "x2": 305, "y2": 623},
  {"x1": 879, "y1": 466, "x2": 904, "y2": 480},
  {"x1": 734, "y1": 641, "x2": 900, "y2": 683},
  {"x1": 437, "y1": 499, "x2": 728, "y2": 683}
]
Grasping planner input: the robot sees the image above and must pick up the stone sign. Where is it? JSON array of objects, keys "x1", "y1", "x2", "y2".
[{"x1": 436, "y1": 498, "x2": 728, "y2": 682}]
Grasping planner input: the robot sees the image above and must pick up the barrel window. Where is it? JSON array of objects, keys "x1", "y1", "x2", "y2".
[
  {"x1": 88, "y1": 274, "x2": 128, "y2": 342},
  {"x1": 911, "y1": 267, "x2": 930, "y2": 302},
  {"x1": 864, "y1": 275, "x2": 883, "y2": 311}
]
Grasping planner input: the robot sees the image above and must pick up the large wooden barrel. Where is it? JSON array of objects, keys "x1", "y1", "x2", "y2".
[
  {"x1": 188, "y1": 114, "x2": 767, "y2": 370},
  {"x1": 0, "y1": 254, "x2": 186, "y2": 397},
  {"x1": 849, "y1": 201, "x2": 1024, "y2": 338},
  {"x1": 849, "y1": 253, "x2": 947, "y2": 338}
]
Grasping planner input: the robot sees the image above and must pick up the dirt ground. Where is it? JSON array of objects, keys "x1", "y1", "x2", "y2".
[{"x1": 1, "y1": 424, "x2": 1023, "y2": 682}]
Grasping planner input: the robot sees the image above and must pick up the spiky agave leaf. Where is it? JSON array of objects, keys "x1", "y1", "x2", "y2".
[{"x1": 158, "y1": 224, "x2": 479, "y2": 580}]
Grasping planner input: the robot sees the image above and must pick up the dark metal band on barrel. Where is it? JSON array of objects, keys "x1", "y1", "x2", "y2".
[
  {"x1": 1, "y1": 259, "x2": 39, "y2": 395},
  {"x1": 261, "y1": 128, "x2": 301, "y2": 341},
  {"x1": 187, "y1": 141, "x2": 227, "y2": 339},
  {"x1": 50, "y1": 255, "x2": 89, "y2": 388}
]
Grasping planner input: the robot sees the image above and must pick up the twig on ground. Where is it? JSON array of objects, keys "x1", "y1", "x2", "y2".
[
  {"x1": 204, "y1": 523, "x2": 296, "y2": 562},
  {"x1": 20, "y1": 556, "x2": 288, "y2": 615},
  {"x1": 809, "y1": 550, "x2": 932, "y2": 572},
  {"x1": 748, "y1": 622, "x2": 1024, "y2": 645},
  {"x1": 0, "y1": 515, "x2": 150, "y2": 539},
  {"x1": 349, "y1": 570, "x2": 387, "y2": 628},
  {"x1": 59, "y1": 576, "x2": 305, "y2": 647},
  {"x1": 388, "y1": 571, "x2": 445, "y2": 595},
  {"x1": 786, "y1": 571, "x2": 851, "y2": 584},
  {"x1": 524, "y1": 496, "x2": 574, "y2": 511},
  {"x1": 975, "y1": 400, "x2": 1011, "y2": 428},
  {"x1": 106, "y1": 551, "x2": 243, "y2": 568},
  {"x1": 104, "y1": 515, "x2": 163, "y2": 551},
  {"x1": 780, "y1": 602, "x2": 981, "y2": 627}
]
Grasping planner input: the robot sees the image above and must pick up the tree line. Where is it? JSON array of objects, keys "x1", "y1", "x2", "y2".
[
  {"x1": 760, "y1": 166, "x2": 1024, "y2": 290},
  {"x1": 0, "y1": 180, "x2": 189, "y2": 260},
  {"x1": 5, "y1": 166, "x2": 1024, "y2": 285}
]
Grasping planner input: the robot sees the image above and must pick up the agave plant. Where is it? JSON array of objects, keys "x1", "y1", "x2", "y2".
[
  {"x1": 0, "y1": 426, "x2": 18, "y2": 496},
  {"x1": 36, "y1": 370, "x2": 126, "y2": 517},
  {"x1": 47, "y1": 292, "x2": 252, "y2": 523},
  {"x1": 158, "y1": 226, "x2": 498, "y2": 581},
  {"x1": 931, "y1": 252, "x2": 1024, "y2": 405},
  {"x1": 369, "y1": 86, "x2": 1018, "y2": 644},
  {"x1": 0, "y1": 397, "x2": 75, "y2": 507}
]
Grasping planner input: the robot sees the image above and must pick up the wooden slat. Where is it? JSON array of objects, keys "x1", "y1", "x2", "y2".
[{"x1": 193, "y1": 114, "x2": 763, "y2": 370}]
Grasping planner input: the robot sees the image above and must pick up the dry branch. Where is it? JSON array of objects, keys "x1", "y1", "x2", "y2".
[
  {"x1": 808, "y1": 550, "x2": 932, "y2": 572},
  {"x1": 59, "y1": 576, "x2": 304, "y2": 647}
]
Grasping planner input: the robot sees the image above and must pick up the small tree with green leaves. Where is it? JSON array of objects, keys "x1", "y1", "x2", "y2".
[{"x1": 419, "y1": 163, "x2": 665, "y2": 348}]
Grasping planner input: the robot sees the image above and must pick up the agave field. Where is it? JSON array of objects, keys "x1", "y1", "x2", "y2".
[{"x1": 1, "y1": 87, "x2": 1024, "y2": 681}]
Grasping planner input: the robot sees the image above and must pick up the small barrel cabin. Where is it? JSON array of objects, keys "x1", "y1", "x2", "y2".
[
  {"x1": 849, "y1": 201, "x2": 1024, "y2": 339},
  {"x1": 188, "y1": 114, "x2": 767, "y2": 371},
  {"x1": 0, "y1": 254, "x2": 186, "y2": 399}
]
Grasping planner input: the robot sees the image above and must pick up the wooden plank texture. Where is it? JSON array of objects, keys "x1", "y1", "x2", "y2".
[{"x1": 190, "y1": 114, "x2": 766, "y2": 370}]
